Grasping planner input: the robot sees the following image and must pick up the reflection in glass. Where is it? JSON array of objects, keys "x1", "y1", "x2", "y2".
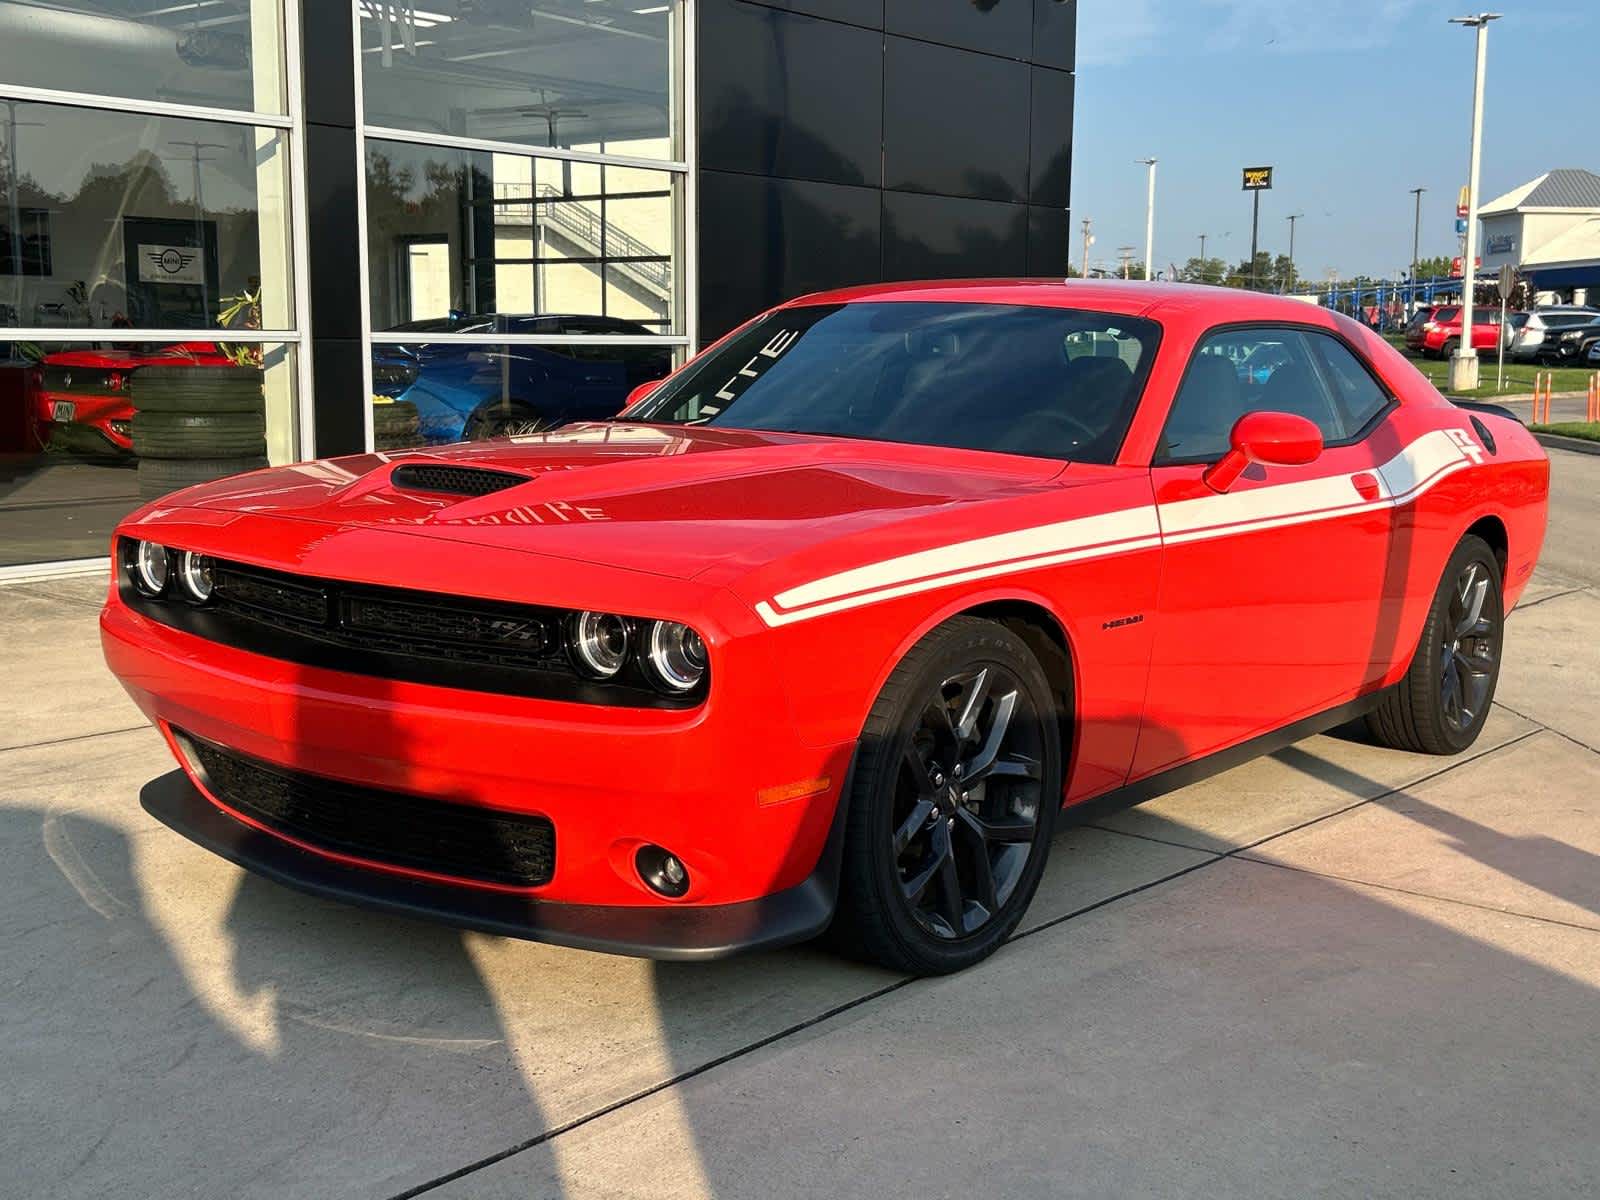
[
  {"x1": 370, "y1": 339, "x2": 675, "y2": 446},
  {"x1": 358, "y1": 0, "x2": 673, "y2": 160},
  {"x1": 0, "y1": 0, "x2": 286, "y2": 113},
  {"x1": 366, "y1": 139, "x2": 674, "y2": 332},
  {"x1": 0, "y1": 340, "x2": 296, "y2": 565},
  {"x1": 0, "y1": 102, "x2": 293, "y2": 330}
]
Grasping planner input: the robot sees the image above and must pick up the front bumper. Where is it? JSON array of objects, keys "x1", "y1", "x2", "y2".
[{"x1": 142, "y1": 768, "x2": 844, "y2": 959}]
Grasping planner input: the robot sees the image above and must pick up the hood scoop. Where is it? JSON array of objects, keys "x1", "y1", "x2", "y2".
[{"x1": 390, "y1": 463, "x2": 532, "y2": 498}]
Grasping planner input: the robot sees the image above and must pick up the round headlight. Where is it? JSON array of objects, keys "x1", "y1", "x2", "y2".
[
  {"x1": 133, "y1": 540, "x2": 169, "y2": 595},
  {"x1": 571, "y1": 610, "x2": 630, "y2": 679},
  {"x1": 177, "y1": 550, "x2": 214, "y2": 603},
  {"x1": 643, "y1": 620, "x2": 708, "y2": 694}
]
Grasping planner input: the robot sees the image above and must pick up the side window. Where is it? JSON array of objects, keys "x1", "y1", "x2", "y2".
[
  {"x1": 1159, "y1": 327, "x2": 1385, "y2": 463},
  {"x1": 1305, "y1": 333, "x2": 1391, "y2": 437}
]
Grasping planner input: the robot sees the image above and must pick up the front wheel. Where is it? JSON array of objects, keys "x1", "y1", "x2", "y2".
[
  {"x1": 1440, "y1": 337, "x2": 1460, "y2": 360},
  {"x1": 834, "y1": 617, "x2": 1061, "y2": 975},
  {"x1": 1367, "y1": 534, "x2": 1503, "y2": 755}
]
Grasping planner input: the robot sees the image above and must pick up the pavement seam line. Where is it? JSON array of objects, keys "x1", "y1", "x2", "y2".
[
  {"x1": 385, "y1": 852, "x2": 1231, "y2": 1199},
  {"x1": 0, "y1": 724, "x2": 152, "y2": 756},
  {"x1": 379, "y1": 724, "x2": 1549, "y2": 1197},
  {"x1": 1511, "y1": 585, "x2": 1592, "y2": 612},
  {"x1": 1483, "y1": 699, "x2": 1600, "y2": 758},
  {"x1": 1231, "y1": 854, "x2": 1600, "y2": 936}
]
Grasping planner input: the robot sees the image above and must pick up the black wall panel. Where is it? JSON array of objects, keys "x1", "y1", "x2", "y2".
[
  {"x1": 698, "y1": 170, "x2": 882, "y2": 341},
  {"x1": 885, "y1": 0, "x2": 1032, "y2": 60},
  {"x1": 883, "y1": 191, "x2": 1028, "y2": 279},
  {"x1": 1029, "y1": 66, "x2": 1074, "y2": 208},
  {"x1": 699, "y1": 0, "x2": 883, "y2": 187},
  {"x1": 694, "y1": 0, "x2": 1074, "y2": 340},
  {"x1": 1032, "y1": 0, "x2": 1077, "y2": 71},
  {"x1": 1027, "y1": 204, "x2": 1071, "y2": 275},
  {"x1": 883, "y1": 36, "x2": 1030, "y2": 204}
]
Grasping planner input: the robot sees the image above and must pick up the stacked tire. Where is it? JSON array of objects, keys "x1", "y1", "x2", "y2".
[
  {"x1": 130, "y1": 366, "x2": 268, "y2": 501},
  {"x1": 373, "y1": 398, "x2": 421, "y2": 451}
]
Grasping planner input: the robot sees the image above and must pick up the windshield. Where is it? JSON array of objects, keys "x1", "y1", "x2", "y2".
[{"x1": 632, "y1": 302, "x2": 1161, "y2": 463}]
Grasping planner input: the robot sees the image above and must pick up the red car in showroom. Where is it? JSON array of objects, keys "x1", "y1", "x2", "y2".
[
  {"x1": 1403, "y1": 304, "x2": 1503, "y2": 359},
  {"x1": 102, "y1": 281, "x2": 1549, "y2": 975},
  {"x1": 35, "y1": 342, "x2": 232, "y2": 454}
]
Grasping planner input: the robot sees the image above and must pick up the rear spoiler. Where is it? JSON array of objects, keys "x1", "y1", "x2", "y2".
[{"x1": 1450, "y1": 398, "x2": 1521, "y2": 425}]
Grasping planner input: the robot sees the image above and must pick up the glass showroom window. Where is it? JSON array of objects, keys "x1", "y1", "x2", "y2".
[
  {"x1": 358, "y1": 0, "x2": 674, "y2": 161},
  {"x1": 0, "y1": 0, "x2": 288, "y2": 114},
  {"x1": 0, "y1": 1, "x2": 301, "y2": 568}
]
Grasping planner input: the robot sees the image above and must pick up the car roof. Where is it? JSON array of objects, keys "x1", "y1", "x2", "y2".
[{"x1": 782, "y1": 278, "x2": 1354, "y2": 325}]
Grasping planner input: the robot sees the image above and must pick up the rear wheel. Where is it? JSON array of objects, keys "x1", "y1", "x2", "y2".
[
  {"x1": 1367, "y1": 534, "x2": 1503, "y2": 755},
  {"x1": 834, "y1": 617, "x2": 1060, "y2": 975},
  {"x1": 1440, "y1": 337, "x2": 1459, "y2": 360}
]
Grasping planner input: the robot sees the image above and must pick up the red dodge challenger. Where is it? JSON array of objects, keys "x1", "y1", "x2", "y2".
[{"x1": 101, "y1": 281, "x2": 1549, "y2": 974}]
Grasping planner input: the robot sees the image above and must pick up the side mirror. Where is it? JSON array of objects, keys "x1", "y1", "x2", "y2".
[
  {"x1": 624, "y1": 379, "x2": 662, "y2": 410},
  {"x1": 1202, "y1": 410, "x2": 1323, "y2": 492}
]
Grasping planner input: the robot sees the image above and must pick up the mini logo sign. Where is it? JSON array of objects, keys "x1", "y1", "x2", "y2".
[
  {"x1": 1241, "y1": 166, "x2": 1273, "y2": 191},
  {"x1": 137, "y1": 244, "x2": 205, "y2": 286}
]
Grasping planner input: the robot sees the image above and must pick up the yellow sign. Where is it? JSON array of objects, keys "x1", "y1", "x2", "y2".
[{"x1": 1241, "y1": 166, "x2": 1274, "y2": 191}]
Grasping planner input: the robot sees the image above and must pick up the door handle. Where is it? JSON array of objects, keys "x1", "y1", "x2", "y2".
[{"x1": 1351, "y1": 472, "x2": 1381, "y2": 502}]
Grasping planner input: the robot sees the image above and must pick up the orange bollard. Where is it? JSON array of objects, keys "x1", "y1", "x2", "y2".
[{"x1": 1590, "y1": 372, "x2": 1598, "y2": 423}]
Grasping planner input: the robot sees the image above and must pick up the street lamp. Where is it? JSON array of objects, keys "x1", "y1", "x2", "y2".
[
  {"x1": 1136, "y1": 157, "x2": 1157, "y2": 281},
  {"x1": 1409, "y1": 186, "x2": 1427, "y2": 312},
  {"x1": 1447, "y1": 13, "x2": 1501, "y2": 391},
  {"x1": 1286, "y1": 212, "x2": 1304, "y2": 290}
]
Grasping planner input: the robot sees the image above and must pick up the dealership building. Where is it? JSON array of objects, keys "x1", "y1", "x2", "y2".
[
  {"x1": 1479, "y1": 167, "x2": 1600, "y2": 304},
  {"x1": 0, "y1": 0, "x2": 1077, "y2": 571}
]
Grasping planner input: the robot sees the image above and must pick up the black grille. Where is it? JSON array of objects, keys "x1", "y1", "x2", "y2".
[
  {"x1": 118, "y1": 541, "x2": 705, "y2": 708},
  {"x1": 176, "y1": 729, "x2": 555, "y2": 887},
  {"x1": 391, "y1": 464, "x2": 529, "y2": 497},
  {"x1": 42, "y1": 366, "x2": 123, "y2": 396}
]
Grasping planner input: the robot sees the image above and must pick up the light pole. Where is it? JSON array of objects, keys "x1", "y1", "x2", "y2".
[
  {"x1": 1285, "y1": 212, "x2": 1303, "y2": 290},
  {"x1": 1409, "y1": 186, "x2": 1426, "y2": 311},
  {"x1": 1136, "y1": 157, "x2": 1157, "y2": 281},
  {"x1": 1080, "y1": 216, "x2": 1093, "y2": 278},
  {"x1": 1447, "y1": 13, "x2": 1500, "y2": 391}
]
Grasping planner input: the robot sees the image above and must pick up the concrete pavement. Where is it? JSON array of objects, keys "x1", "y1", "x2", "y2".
[{"x1": 2, "y1": 450, "x2": 1596, "y2": 1199}]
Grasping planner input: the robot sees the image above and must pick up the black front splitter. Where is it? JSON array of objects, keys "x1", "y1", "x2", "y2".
[{"x1": 141, "y1": 770, "x2": 842, "y2": 961}]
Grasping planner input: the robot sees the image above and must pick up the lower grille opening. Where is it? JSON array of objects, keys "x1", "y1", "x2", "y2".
[{"x1": 174, "y1": 729, "x2": 554, "y2": 888}]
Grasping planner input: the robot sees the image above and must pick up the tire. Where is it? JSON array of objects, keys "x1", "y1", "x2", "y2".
[
  {"x1": 833, "y1": 616, "x2": 1061, "y2": 975},
  {"x1": 464, "y1": 401, "x2": 552, "y2": 441},
  {"x1": 1367, "y1": 534, "x2": 1504, "y2": 755},
  {"x1": 130, "y1": 366, "x2": 264, "y2": 414},
  {"x1": 131, "y1": 410, "x2": 266, "y2": 458},
  {"x1": 138, "y1": 455, "x2": 267, "y2": 502},
  {"x1": 1440, "y1": 338, "x2": 1459, "y2": 359},
  {"x1": 373, "y1": 399, "x2": 420, "y2": 451}
]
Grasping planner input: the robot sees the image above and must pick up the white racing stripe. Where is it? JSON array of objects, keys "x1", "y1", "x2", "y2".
[{"x1": 754, "y1": 428, "x2": 1476, "y2": 627}]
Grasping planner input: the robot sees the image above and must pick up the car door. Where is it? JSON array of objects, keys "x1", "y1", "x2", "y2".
[{"x1": 1132, "y1": 324, "x2": 1399, "y2": 777}]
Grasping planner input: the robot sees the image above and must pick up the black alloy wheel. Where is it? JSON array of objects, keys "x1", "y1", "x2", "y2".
[
  {"x1": 835, "y1": 617, "x2": 1061, "y2": 974},
  {"x1": 1438, "y1": 558, "x2": 1498, "y2": 737},
  {"x1": 892, "y1": 663, "x2": 1045, "y2": 940},
  {"x1": 1367, "y1": 534, "x2": 1504, "y2": 755}
]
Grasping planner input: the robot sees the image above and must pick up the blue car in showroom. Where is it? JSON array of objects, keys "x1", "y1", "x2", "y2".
[{"x1": 372, "y1": 314, "x2": 674, "y2": 443}]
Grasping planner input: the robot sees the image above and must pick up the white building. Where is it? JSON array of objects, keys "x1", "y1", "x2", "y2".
[{"x1": 1479, "y1": 168, "x2": 1600, "y2": 303}]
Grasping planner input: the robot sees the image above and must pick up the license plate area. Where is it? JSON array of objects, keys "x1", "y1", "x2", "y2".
[{"x1": 51, "y1": 401, "x2": 76, "y2": 422}]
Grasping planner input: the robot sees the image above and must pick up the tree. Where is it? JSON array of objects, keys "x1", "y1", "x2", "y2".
[
  {"x1": 1410, "y1": 255, "x2": 1453, "y2": 281},
  {"x1": 1179, "y1": 256, "x2": 1229, "y2": 284},
  {"x1": 1225, "y1": 251, "x2": 1276, "y2": 290}
]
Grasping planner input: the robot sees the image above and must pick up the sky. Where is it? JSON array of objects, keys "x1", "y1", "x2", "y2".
[{"x1": 1071, "y1": 0, "x2": 1598, "y2": 283}]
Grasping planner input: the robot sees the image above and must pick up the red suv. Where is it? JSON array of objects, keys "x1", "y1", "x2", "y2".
[{"x1": 1404, "y1": 305, "x2": 1502, "y2": 359}]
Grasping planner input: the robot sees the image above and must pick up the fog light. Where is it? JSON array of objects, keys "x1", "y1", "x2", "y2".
[
  {"x1": 133, "y1": 540, "x2": 169, "y2": 596},
  {"x1": 177, "y1": 550, "x2": 214, "y2": 603},
  {"x1": 635, "y1": 844, "x2": 690, "y2": 898}
]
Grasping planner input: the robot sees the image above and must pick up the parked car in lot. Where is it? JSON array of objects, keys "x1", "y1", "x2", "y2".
[
  {"x1": 1506, "y1": 306, "x2": 1598, "y2": 362},
  {"x1": 373, "y1": 313, "x2": 674, "y2": 443},
  {"x1": 104, "y1": 281, "x2": 1549, "y2": 975},
  {"x1": 1528, "y1": 315, "x2": 1600, "y2": 365},
  {"x1": 1404, "y1": 305, "x2": 1502, "y2": 358},
  {"x1": 34, "y1": 343, "x2": 233, "y2": 455}
]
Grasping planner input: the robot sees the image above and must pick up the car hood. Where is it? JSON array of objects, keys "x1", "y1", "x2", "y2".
[{"x1": 159, "y1": 423, "x2": 1074, "y2": 582}]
